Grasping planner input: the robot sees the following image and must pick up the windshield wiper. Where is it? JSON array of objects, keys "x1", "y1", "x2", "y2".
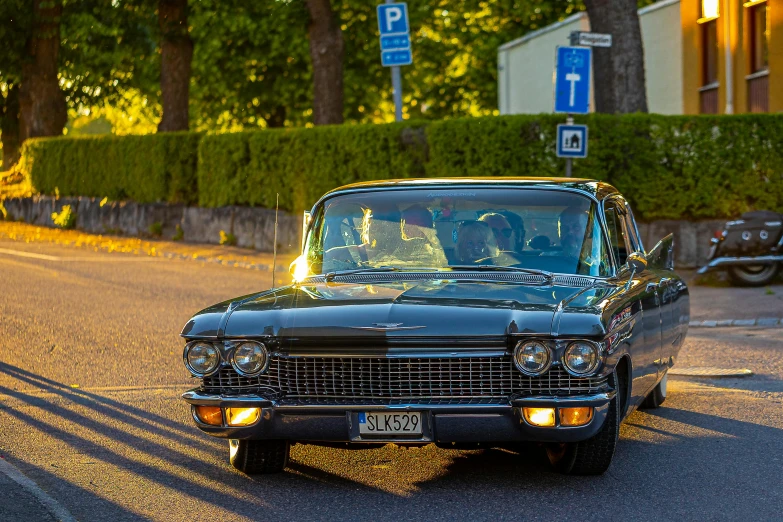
[
  {"x1": 446, "y1": 265, "x2": 555, "y2": 282},
  {"x1": 323, "y1": 266, "x2": 401, "y2": 282}
]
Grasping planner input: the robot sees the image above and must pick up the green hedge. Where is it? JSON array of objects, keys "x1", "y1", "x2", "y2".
[
  {"x1": 19, "y1": 114, "x2": 783, "y2": 220},
  {"x1": 197, "y1": 122, "x2": 427, "y2": 212},
  {"x1": 21, "y1": 132, "x2": 201, "y2": 204}
]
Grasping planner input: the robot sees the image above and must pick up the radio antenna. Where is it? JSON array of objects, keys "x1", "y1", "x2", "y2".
[{"x1": 271, "y1": 193, "x2": 279, "y2": 290}]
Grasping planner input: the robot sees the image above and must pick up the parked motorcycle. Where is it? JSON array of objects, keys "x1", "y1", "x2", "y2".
[{"x1": 698, "y1": 211, "x2": 783, "y2": 286}]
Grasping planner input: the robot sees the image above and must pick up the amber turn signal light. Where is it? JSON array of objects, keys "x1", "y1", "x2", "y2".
[
  {"x1": 559, "y1": 407, "x2": 593, "y2": 427},
  {"x1": 194, "y1": 406, "x2": 223, "y2": 426},
  {"x1": 522, "y1": 407, "x2": 556, "y2": 427},
  {"x1": 225, "y1": 407, "x2": 261, "y2": 427}
]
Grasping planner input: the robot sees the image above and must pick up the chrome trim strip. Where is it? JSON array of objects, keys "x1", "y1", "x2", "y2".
[
  {"x1": 271, "y1": 350, "x2": 509, "y2": 359},
  {"x1": 698, "y1": 255, "x2": 783, "y2": 273},
  {"x1": 349, "y1": 326, "x2": 427, "y2": 332},
  {"x1": 183, "y1": 390, "x2": 614, "y2": 409}
]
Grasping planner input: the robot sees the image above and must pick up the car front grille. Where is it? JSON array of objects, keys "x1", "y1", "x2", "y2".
[{"x1": 200, "y1": 355, "x2": 609, "y2": 405}]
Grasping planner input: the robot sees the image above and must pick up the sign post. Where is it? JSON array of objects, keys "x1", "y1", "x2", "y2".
[
  {"x1": 377, "y1": 1, "x2": 412, "y2": 122},
  {"x1": 554, "y1": 46, "x2": 591, "y2": 176}
]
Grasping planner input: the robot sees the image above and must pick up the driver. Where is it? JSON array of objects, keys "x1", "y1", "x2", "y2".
[
  {"x1": 456, "y1": 221, "x2": 498, "y2": 264},
  {"x1": 559, "y1": 207, "x2": 589, "y2": 258}
]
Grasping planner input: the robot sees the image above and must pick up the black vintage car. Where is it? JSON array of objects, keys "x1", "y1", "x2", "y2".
[{"x1": 180, "y1": 178, "x2": 689, "y2": 475}]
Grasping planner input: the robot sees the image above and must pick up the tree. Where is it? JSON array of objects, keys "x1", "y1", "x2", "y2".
[
  {"x1": 583, "y1": 0, "x2": 648, "y2": 113},
  {"x1": 157, "y1": 0, "x2": 192, "y2": 131},
  {"x1": 19, "y1": 0, "x2": 68, "y2": 141},
  {"x1": 306, "y1": 0, "x2": 344, "y2": 125}
]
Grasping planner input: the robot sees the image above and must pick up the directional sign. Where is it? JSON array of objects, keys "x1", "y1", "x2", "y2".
[
  {"x1": 556, "y1": 124, "x2": 588, "y2": 158},
  {"x1": 554, "y1": 46, "x2": 591, "y2": 114},
  {"x1": 377, "y1": 3, "x2": 410, "y2": 36},
  {"x1": 569, "y1": 31, "x2": 613, "y2": 48}
]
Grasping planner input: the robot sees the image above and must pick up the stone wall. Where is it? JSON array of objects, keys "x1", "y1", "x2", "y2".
[
  {"x1": 1, "y1": 196, "x2": 302, "y2": 254},
  {"x1": 2, "y1": 195, "x2": 725, "y2": 267}
]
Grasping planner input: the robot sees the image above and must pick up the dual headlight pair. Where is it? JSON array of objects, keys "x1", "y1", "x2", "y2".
[
  {"x1": 184, "y1": 341, "x2": 269, "y2": 377},
  {"x1": 513, "y1": 340, "x2": 600, "y2": 376}
]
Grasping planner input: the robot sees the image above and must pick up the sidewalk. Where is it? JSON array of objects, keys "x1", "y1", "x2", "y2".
[
  {"x1": 0, "y1": 221, "x2": 297, "y2": 272},
  {"x1": 684, "y1": 270, "x2": 783, "y2": 324}
]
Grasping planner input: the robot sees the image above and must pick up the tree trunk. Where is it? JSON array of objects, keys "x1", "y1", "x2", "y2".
[
  {"x1": 158, "y1": 0, "x2": 193, "y2": 132},
  {"x1": 19, "y1": 0, "x2": 67, "y2": 141},
  {"x1": 2, "y1": 85, "x2": 21, "y2": 170},
  {"x1": 306, "y1": 0, "x2": 344, "y2": 125},
  {"x1": 583, "y1": 0, "x2": 648, "y2": 113}
]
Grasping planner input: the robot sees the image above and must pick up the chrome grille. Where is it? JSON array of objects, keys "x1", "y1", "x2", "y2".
[{"x1": 201, "y1": 355, "x2": 609, "y2": 404}]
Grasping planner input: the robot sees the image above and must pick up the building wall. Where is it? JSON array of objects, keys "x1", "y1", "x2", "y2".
[
  {"x1": 498, "y1": 1, "x2": 683, "y2": 115},
  {"x1": 640, "y1": 0, "x2": 685, "y2": 114},
  {"x1": 682, "y1": 0, "x2": 781, "y2": 114},
  {"x1": 771, "y1": 1, "x2": 783, "y2": 111},
  {"x1": 498, "y1": 14, "x2": 589, "y2": 115}
]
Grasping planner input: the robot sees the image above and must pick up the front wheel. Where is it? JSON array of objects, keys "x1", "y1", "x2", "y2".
[
  {"x1": 229, "y1": 439, "x2": 289, "y2": 474},
  {"x1": 546, "y1": 394, "x2": 619, "y2": 475},
  {"x1": 728, "y1": 263, "x2": 780, "y2": 287}
]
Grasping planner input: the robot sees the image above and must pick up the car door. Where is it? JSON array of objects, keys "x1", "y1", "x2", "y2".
[{"x1": 604, "y1": 198, "x2": 661, "y2": 401}]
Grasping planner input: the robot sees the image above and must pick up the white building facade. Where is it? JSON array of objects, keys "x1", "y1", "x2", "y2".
[{"x1": 497, "y1": 0, "x2": 683, "y2": 115}]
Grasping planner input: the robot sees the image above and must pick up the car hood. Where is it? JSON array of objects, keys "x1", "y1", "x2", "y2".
[{"x1": 181, "y1": 279, "x2": 620, "y2": 340}]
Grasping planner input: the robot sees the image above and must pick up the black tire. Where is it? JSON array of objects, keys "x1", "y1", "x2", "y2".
[
  {"x1": 728, "y1": 264, "x2": 780, "y2": 287},
  {"x1": 229, "y1": 439, "x2": 289, "y2": 474},
  {"x1": 640, "y1": 373, "x2": 667, "y2": 409},
  {"x1": 546, "y1": 393, "x2": 619, "y2": 475}
]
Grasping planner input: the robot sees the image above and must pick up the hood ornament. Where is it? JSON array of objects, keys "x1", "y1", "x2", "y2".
[{"x1": 350, "y1": 322, "x2": 426, "y2": 332}]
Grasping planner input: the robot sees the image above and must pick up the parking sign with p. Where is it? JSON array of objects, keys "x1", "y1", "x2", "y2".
[{"x1": 377, "y1": 3, "x2": 409, "y2": 35}]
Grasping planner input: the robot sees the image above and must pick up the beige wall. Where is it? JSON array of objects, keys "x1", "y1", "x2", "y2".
[
  {"x1": 499, "y1": 0, "x2": 683, "y2": 115},
  {"x1": 640, "y1": 0, "x2": 684, "y2": 114}
]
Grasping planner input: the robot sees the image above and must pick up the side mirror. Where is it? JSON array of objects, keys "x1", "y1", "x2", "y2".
[{"x1": 627, "y1": 252, "x2": 648, "y2": 273}]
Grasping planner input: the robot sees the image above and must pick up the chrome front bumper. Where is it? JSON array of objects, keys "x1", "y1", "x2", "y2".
[{"x1": 182, "y1": 389, "x2": 614, "y2": 444}]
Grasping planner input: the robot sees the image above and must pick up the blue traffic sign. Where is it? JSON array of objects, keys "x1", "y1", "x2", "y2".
[
  {"x1": 377, "y1": 3, "x2": 410, "y2": 36},
  {"x1": 554, "y1": 47, "x2": 591, "y2": 114},
  {"x1": 380, "y1": 34, "x2": 410, "y2": 51},
  {"x1": 381, "y1": 49, "x2": 412, "y2": 67},
  {"x1": 556, "y1": 124, "x2": 588, "y2": 158}
]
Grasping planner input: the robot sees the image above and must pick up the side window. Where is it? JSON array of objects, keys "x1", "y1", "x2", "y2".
[
  {"x1": 623, "y1": 203, "x2": 643, "y2": 253},
  {"x1": 604, "y1": 202, "x2": 631, "y2": 267}
]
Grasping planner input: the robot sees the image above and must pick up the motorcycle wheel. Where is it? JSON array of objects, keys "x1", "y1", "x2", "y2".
[{"x1": 728, "y1": 263, "x2": 780, "y2": 287}]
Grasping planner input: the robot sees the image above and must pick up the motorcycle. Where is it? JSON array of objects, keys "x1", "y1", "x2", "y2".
[{"x1": 698, "y1": 210, "x2": 783, "y2": 286}]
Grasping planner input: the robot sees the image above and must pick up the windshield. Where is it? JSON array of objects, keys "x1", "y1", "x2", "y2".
[{"x1": 300, "y1": 187, "x2": 612, "y2": 278}]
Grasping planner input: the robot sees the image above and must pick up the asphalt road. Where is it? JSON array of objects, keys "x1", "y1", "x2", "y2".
[{"x1": 1, "y1": 238, "x2": 782, "y2": 522}]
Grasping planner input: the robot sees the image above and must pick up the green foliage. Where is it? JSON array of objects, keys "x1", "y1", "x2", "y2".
[
  {"x1": 197, "y1": 121, "x2": 428, "y2": 212},
  {"x1": 23, "y1": 114, "x2": 783, "y2": 221},
  {"x1": 219, "y1": 230, "x2": 237, "y2": 246},
  {"x1": 172, "y1": 223, "x2": 184, "y2": 241},
  {"x1": 51, "y1": 204, "x2": 76, "y2": 229},
  {"x1": 148, "y1": 221, "x2": 163, "y2": 237},
  {"x1": 21, "y1": 132, "x2": 200, "y2": 204}
]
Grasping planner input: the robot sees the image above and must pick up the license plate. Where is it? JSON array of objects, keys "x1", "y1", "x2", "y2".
[{"x1": 358, "y1": 412, "x2": 422, "y2": 435}]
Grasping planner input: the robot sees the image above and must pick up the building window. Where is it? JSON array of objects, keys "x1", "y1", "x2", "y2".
[
  {"x1": 701, "y1": 20, "x2": 719, "y2": 86},
  {"x1": 749, "y1": 2, "x2": 769, "y2": 73},
  {"x1": 745, "y1": 0, "x2": 769, "y2": 112}
]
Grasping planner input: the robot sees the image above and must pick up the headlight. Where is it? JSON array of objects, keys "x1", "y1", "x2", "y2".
[
  {"x1": 563, "y1": 341, "x2": 600, "y2": 375},
  {"x1": 513, "y1": 341, "x2": 552, "y2": 376},
  {"x1": 231, "y1": 341, "x2": 268, "y2": 376},
  {"x1": 184, "y1": 342, "x2": 220, "y2": 376}
]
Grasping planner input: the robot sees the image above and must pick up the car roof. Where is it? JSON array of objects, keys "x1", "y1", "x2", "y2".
[{"x1": 321, "y1": 177, "x2": 620, "y2": 202}]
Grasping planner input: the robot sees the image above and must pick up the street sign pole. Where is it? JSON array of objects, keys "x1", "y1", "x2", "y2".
[
  {"x1": 565, "y1": 114, "x2": 574, "y2": 177},
  {"x1": 386, "y1": 0, "x2": 403, "y2": 122},
  {"x1": 391, "y1": 66, "x2": 403, "y2": 122}
]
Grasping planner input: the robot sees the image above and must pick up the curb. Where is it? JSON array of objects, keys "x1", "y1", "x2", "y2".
[
  {"x1": 0, "y1": 456, "x2": 77, "y2": 522},
  {"x1": 689, "y1": 318, "x2": 782, "y2": 328}
]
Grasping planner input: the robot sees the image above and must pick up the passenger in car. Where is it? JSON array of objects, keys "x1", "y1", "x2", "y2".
[
  {"x1": 559, "y1": 207, "x2": 590, "y2": 259},
  {"x1": 456, "y1": 221, "x2": 498, "y2": 264},
  {"x1": 478, "y1": 213, "x2": 515, "y2": 251}
]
